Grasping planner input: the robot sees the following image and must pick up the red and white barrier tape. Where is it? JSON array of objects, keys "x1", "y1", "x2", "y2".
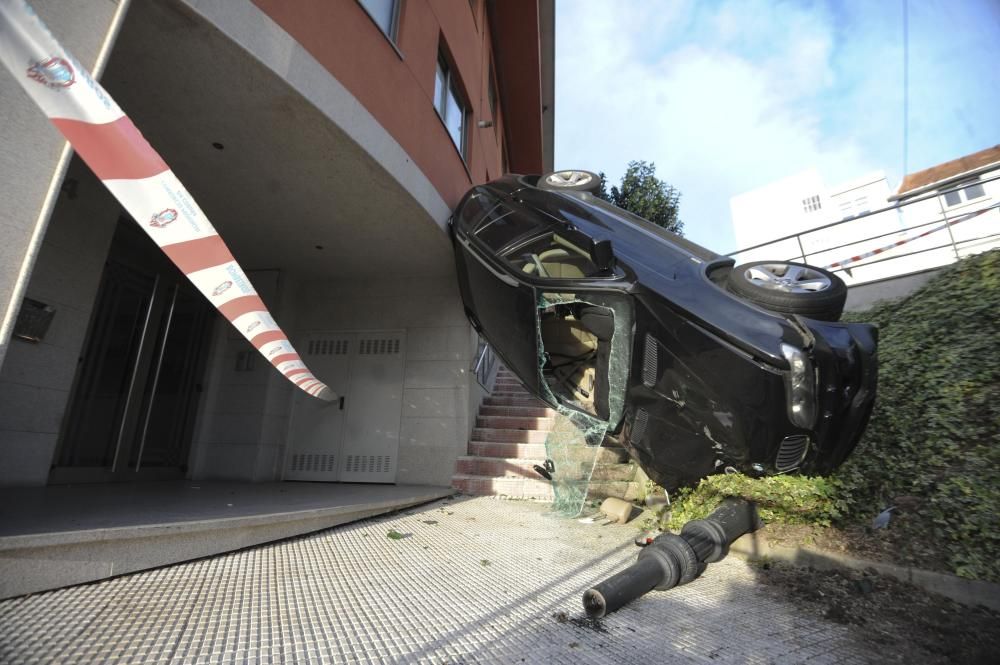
[
  {"x1": 0, "y1": 0, "x2": 334, "y2": 401},
  {"x1": 824, "y1": 204, "x2": 998, "y2": 271}
]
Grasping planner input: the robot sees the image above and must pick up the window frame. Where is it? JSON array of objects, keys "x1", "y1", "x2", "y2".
[
  {"x1": 433, "y1": 50, "x2": 470, "y2": 160},
  {"x1": 356, "y1": 0, "x2": 403, "y2": 50},
  {"x1": 487, "y1": 60, "x2": 498, "y2": 131},
  {"x1": 941, "y1": 177, "x2": 988, "y2": 208}
]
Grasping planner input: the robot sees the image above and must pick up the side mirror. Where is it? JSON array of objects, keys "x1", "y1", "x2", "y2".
[{"x1": 590, "y1": 239, "x2": 616, "y2": 272}]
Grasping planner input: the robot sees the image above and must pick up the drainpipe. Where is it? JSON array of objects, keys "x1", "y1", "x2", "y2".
[{"x1": 583, "y1": 498, "x2": 761, "y2": 618}]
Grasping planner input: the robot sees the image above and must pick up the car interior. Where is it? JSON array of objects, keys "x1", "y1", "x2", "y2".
[
  {"x1": 506, "y1": 232, "x2": 598, "y2": 279},
  {"x1": 537, "y1": 301, "x2": 614, "y2": 420}
]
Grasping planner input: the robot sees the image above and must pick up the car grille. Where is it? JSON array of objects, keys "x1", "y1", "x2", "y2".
[
  {"x1": 642, "y1": 334, "x2": 658, "y2": 387},
  {"x1": 631, "y1": 408, "x2": 649, "y2": 443},
  {"x1": 775, "y1": 435, "x2": 809, "y2": 472}
]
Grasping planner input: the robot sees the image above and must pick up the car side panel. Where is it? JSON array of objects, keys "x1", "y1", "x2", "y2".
[{"x1": 624, "y1": 292, "x2": 791, "y2": 489}]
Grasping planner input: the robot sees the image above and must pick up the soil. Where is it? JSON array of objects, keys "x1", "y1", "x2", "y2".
[
  {"x1": 760, "y1": 513, "x2": 954, "y2": 576},
  {"x1": 751, "y1": 560, "x2": 1000, "y2": 664}
]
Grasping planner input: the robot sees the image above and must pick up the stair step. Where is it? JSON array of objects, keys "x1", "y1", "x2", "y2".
[
  {"x1": 475, "y1": 415, "x2": 554, "y2": 430},
  {"x1": 471, "y1": 429, "x2": 550, "y2": 443},
  {"x1": 484, "y1": 396, "x2": 549, "y2": 408},
  {"x1": 456, "y1": 456, "x2": 636, "y2": 481},
  {"x1": 589, "y1": 463, "x2": 638, "y2": 482},
  {"x1": 489, "y1": 391, "x2": 535, "y2": 400},
  {"x1": 468, "y1": 441, "x2": 547, "y2": 458},
  {"x1": 455, "y1": 456, "x2": 546, "y2": 478},
  {"x1": 492, "y1": 384, "x2": 527, "y2": 393},
  {"x1": 451, "y1": 475, "x2": 641, "y2": 501},
  {"x1": 478, "y1": 405, "x2": 555, "y2": 418},
  {"x1": 585, "y1": 481, "x2": 642, "y2": 501},
  {"x1": 467, "y1": 440, "x2": 630, "y2": 463},
  {"x1": 451, "y1": 475, "x2": 554, "y2": 500}
]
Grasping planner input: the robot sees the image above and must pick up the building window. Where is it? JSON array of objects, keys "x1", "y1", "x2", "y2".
[
  {"x1": 802, "y1": 195, "x2": 822, "y2": 213},
  {"x1": 487, "y1": 60, "x2": 497, "y2": 126},
  {"x1": 943, "y1": 178, "x2": 986, "y2": 207},
  {"x1": 357, "y1": 0, "x2": 400, "y2": 42},
  {"x1": 434, "y1": 53, "x2": 468, "y2": 158}
]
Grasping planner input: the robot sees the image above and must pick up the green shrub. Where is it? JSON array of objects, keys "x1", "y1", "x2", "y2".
[
  {"x1": 661, "y1": 250, "x2": 1000, "y2": 581},
  {"x1": 663, "y1": 474, "x2": 840, "y2": 532},
  {"x1": 835, "y1": 249, "x2": 1000, "y2": 580}
]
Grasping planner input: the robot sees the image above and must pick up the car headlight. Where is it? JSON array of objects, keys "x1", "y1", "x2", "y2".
[{"x1": 780, "y1": 343, "x2": 816, "y2": 429}]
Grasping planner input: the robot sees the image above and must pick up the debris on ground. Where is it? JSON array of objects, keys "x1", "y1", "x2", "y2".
[
  {"x1": 871, "y1": 506, "x2": 895, "y2": 529},
  {"x1": 386, "y1": 530, "x2": 409, "y2": 540},
  {"x1": 753, "y1": 560, "x2": 1000, "y2": 663}
]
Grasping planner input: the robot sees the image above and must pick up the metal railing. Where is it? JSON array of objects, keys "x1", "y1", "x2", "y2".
[
  {"x1": 472, "y1": 337, "x2": 498, "y2": 390},
  {"x1": 728, "y1": 172, "x2": 1000, "y2": 282}
]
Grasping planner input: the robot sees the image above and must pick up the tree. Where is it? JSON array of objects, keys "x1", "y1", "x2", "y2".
[{"x1": 597, "y1": 161, "x2": 683, "y2": 234}]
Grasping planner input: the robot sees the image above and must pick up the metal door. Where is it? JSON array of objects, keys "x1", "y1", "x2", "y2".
[
  {"x1": 52, "y1": 220, "x2": 213, "y2": 483},
  {"x1": 284, "y1": 333, "x2": 354, "y2": 481},
  {"x1": 338, "y1": 331, "x2": 405, "y2": 483}
]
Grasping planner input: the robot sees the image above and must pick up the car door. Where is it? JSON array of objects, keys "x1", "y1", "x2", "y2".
[{"x1": 453, "y1": 199, "x2": 547, "y2": 393}]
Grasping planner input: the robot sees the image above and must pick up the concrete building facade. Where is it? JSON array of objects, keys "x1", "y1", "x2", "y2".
[
  {"x1": 0, "y1": 0, "x2": 554, "y2": 489},
  {"x1": 730, "y1": 169, "x2": 904, "y2": 285},
  {"x1": 730, "y1": 145, "x2": 1000, "y2": 286},
  {"x1": 889, "y1": 144, "x2": 1000, "y2": 272}
]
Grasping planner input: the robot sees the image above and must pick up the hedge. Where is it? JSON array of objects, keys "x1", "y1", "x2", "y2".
[{"x1": 660, "y1": 249, "x2": 1000, "y2": 581}]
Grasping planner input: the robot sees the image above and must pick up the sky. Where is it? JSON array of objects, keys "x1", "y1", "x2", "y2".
[{"x1": 554, "y1": 0, "x2": 1000, "y2": 252}]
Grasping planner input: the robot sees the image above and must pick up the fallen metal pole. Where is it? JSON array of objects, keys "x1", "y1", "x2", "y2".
[{"x1": 583, "y1": 498, "x2": 761, "y2": 618}]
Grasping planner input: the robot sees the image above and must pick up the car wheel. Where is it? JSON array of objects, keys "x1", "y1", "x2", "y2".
[
  {"x1": 538, "y1": 170, "x2": 602, "y2": 194},
  {"x1": 726, "y1": 261, "x2": 847, "y2": 321}
]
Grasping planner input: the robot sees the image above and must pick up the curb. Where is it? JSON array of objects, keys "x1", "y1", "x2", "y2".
[{"x1": 729, "y1": 531, "x2": 1000, "y2": 612}]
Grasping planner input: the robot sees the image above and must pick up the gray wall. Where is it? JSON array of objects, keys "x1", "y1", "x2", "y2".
[
  {"x1": 844, "y1": 267, "x2": 944, "y2": 312},
  {"x1": 293, "y1": 276, "x2": 473, "y2": 487},
  {"x1": 0, "y1": 0, "x2": 128, "y2": 368},
  {"x1": 190, "y1": 270, "x2": 294, "y2": 481},
  {"x1": 191, "y1": 274, "x2": 473, "y2": 487},
  {"x1": 0, "y1": 159, "x2": 120, "y2": 486}
]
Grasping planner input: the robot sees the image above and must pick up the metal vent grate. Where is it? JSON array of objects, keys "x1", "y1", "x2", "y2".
[
  {"x1": 345, "y1": 454, "x2": 393, "y2": 474},
  {"x1": 307, "y1": 339, "x2": 349, "y2": 355},
  {"x1": 631, "y1": 408, "x2": 649, "y2": 443},
  {"x1": 290, "y1": 453, "x2": 337, "y2": 472},
  {"x1": 359, "y1": 338, "x2": 400, "y2": 355},
  {"x1": 643, "y1": 334, "x2": 658, "y2": 388},
  {"x1": 775, "y1": 435, "x2": 809, "y2": 472}
]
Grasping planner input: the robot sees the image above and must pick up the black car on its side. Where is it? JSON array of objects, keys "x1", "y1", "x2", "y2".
[{"x1": 450, "y1": 170, "x2": 878, "y2": 490}]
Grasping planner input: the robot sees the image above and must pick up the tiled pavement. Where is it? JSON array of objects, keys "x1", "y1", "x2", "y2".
[{"x1": 0, "y1": 496, "x2": 881, "y2": 664}]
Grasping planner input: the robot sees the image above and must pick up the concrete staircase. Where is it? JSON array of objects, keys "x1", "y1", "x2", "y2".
[{"x1": 452, "y1": 368, "x2": 639, "y2": 501}]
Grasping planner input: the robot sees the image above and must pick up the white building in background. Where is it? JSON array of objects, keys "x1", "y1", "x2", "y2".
[
  {"x1": 730, "y1": 145, "x2": 1000, "y2": 285},
  {"x1": 889, "y1": 144, "x2": 1000, "y2": 270}
]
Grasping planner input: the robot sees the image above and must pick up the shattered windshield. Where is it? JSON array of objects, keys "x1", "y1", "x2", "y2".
[{"x1": 535, "y1": 290, "x2": 634, "y2": 515}]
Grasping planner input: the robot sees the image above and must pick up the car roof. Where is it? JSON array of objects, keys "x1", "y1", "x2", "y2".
[{"x1": 486, "y1": 175, "x2": 721, "y2": 266}]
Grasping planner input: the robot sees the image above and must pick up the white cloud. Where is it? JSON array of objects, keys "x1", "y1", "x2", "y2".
[{"x1": 554, "y1": 0, "x2": 872, "y2": 252}]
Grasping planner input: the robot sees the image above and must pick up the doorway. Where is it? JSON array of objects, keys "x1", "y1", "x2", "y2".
[
  {"x1": 285, "y1": 330, "x2": 406, "y2": 484},
  {"x1": 51, "y1": 219, "x2": 215, "y2": 483}
]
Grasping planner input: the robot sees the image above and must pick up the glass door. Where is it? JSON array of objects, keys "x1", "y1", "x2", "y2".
[{"x1": 51, "y1": 220, "x2": 214, "y2": 483}]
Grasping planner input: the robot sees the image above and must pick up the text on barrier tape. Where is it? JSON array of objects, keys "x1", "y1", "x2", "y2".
[{"x1": 0, "y1": 0, "x2": 335, "y2": 401}]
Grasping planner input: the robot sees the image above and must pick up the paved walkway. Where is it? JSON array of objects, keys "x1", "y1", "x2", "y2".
[{"x1": 0, "y1": 496, "x2": 882, "y2": 664}]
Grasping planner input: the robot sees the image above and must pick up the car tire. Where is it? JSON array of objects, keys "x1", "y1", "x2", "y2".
[
  {"x1": 538, "y1": 170, "x2": 602, "y2": 194},
  {"x1": 726, "y1": 261, "x2": 847, "y2": 321}
]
